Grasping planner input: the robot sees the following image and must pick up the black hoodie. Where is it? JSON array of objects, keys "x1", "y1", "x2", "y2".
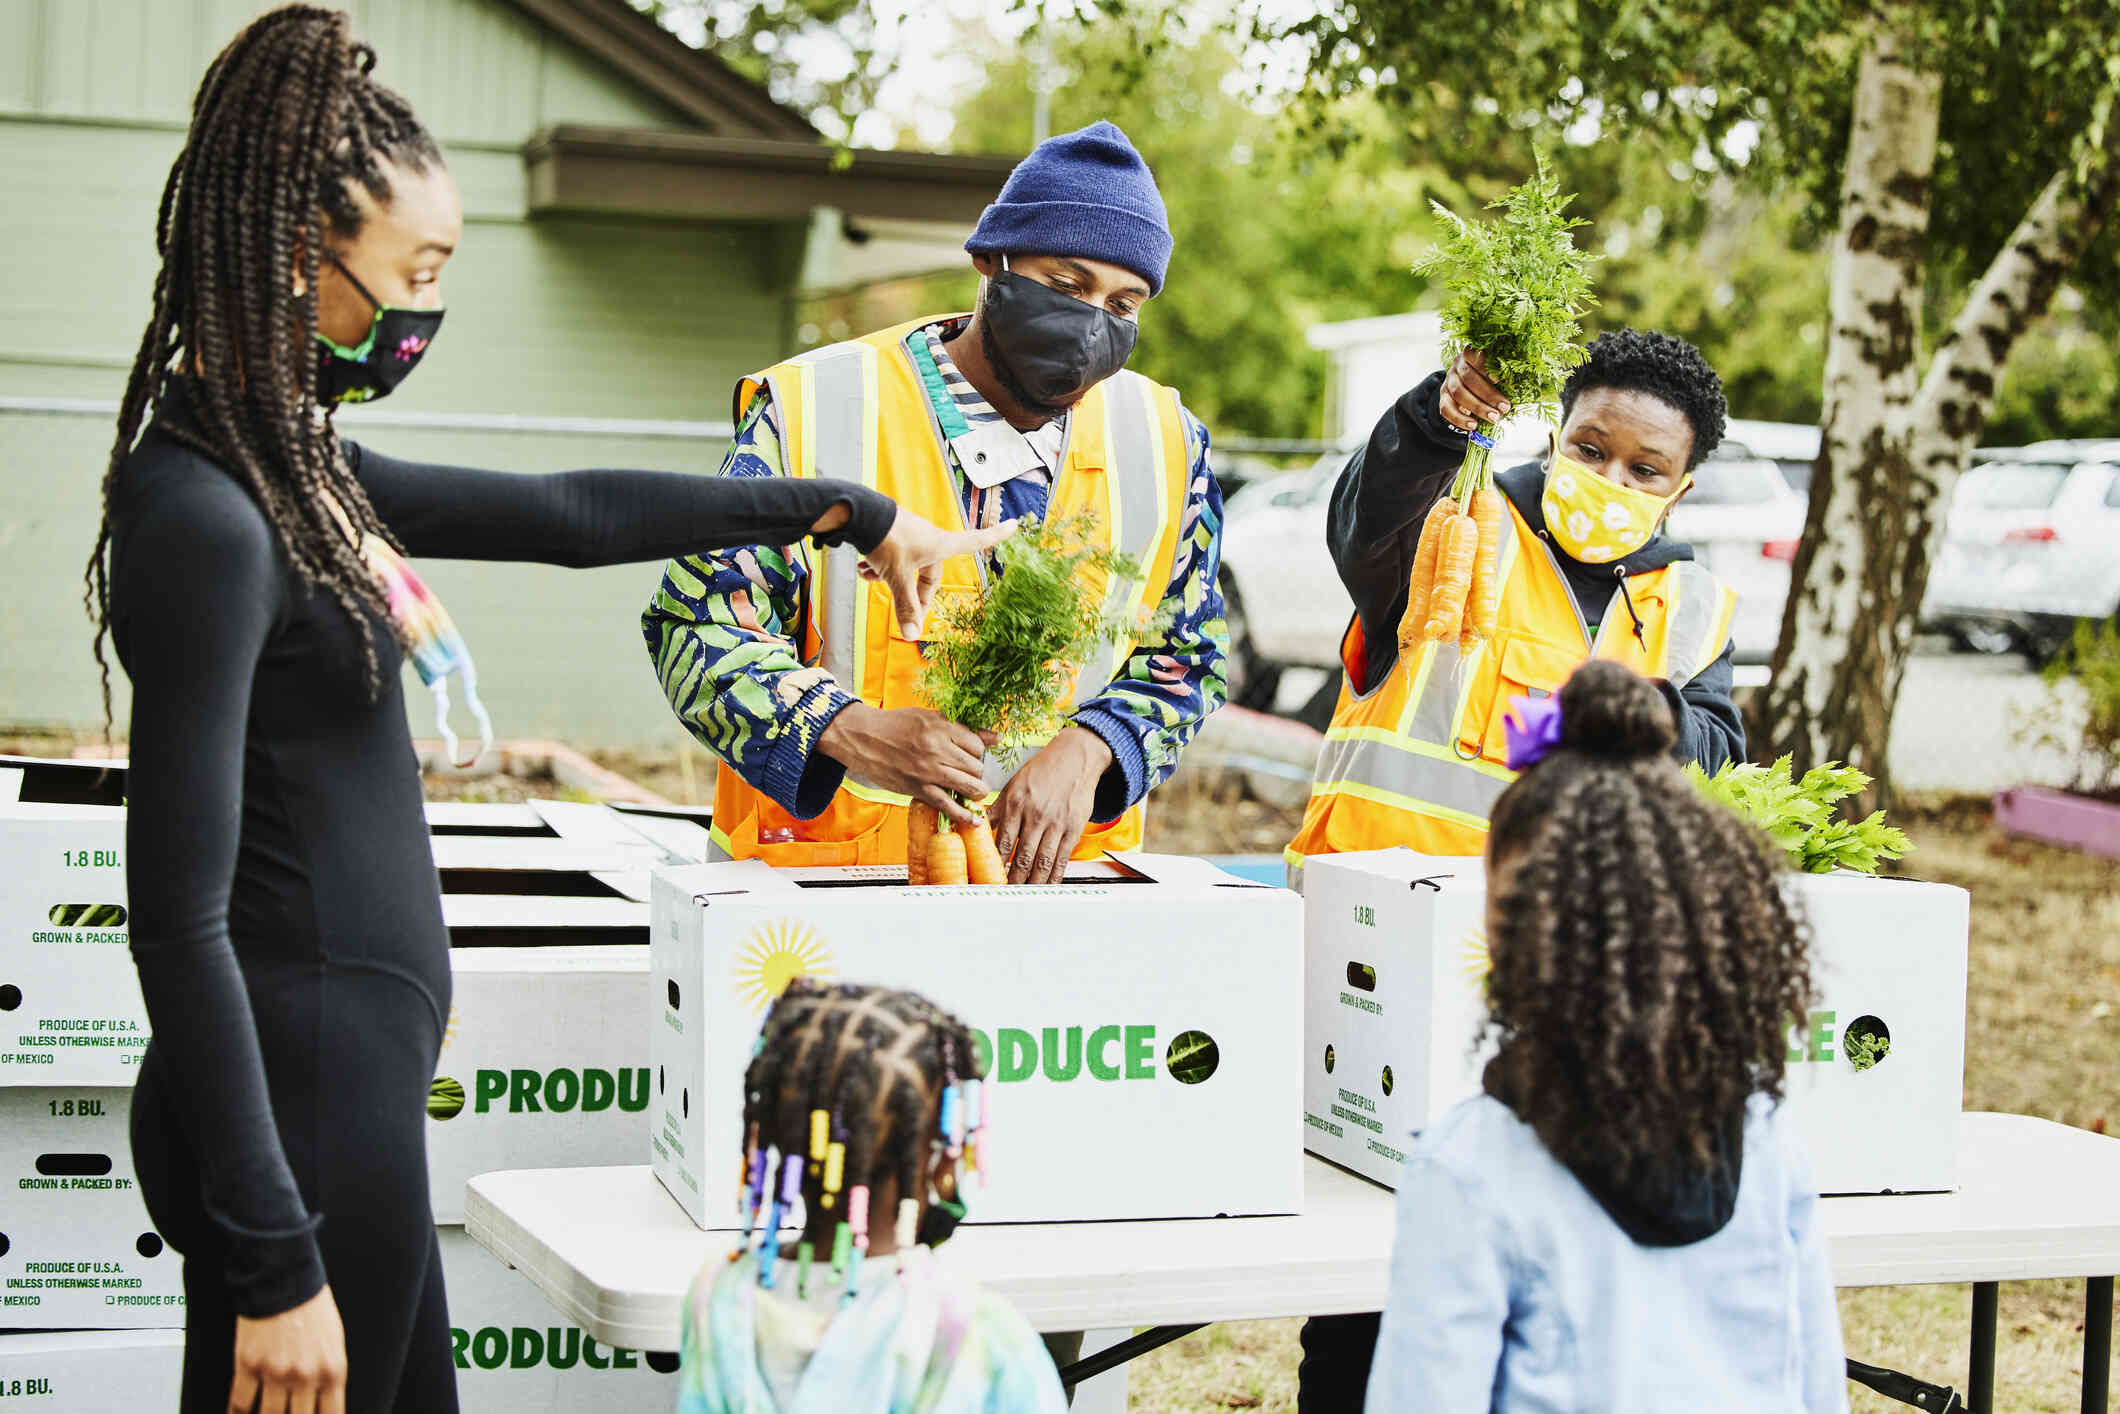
[
  {"x1": 1327, "y1": 370, "x2": 1746, "y2": 771},
  {"x1": 1484, "y1": 1056, "x2": 1745, "y2": 1246}
]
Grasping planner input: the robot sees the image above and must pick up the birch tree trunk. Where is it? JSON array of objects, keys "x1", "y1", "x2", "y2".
[
  {"x1": 1759, "y1": 37, "x2": 2120, "y2": 808},
  {"x1": 1755, "y1": 26, "x2": 1940, "y2": 802}
]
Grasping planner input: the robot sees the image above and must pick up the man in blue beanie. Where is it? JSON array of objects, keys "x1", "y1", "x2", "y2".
[{"x1": 645, "y1": 121, "x2": 1229, "y2": 902}]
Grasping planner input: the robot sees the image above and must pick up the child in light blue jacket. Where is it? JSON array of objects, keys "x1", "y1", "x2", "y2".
[{"x1": 1367, "y1": 661, "x2": 1847, "y2": 1413}]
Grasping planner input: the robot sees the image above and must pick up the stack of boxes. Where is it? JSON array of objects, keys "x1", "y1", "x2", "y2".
[{"x1": 0, "y1": 756, "x2": 701, "y2": 1410}]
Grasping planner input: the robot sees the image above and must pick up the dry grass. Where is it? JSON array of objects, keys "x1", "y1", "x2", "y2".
[{"x1": 1126, "y1": 786, "x2": 2120, "y2": 1413}]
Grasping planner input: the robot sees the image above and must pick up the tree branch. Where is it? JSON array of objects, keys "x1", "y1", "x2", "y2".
[{"x1": 1911, "y1": 89, "x2": 2120, "y2": 466}]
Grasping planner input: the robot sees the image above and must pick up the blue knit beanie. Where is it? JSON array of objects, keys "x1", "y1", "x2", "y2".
[{"x1": 965, "y1": 121, "x2": 1173, "y2": 297}]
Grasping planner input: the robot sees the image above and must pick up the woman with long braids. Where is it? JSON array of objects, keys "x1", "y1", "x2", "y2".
[
  {"x1": 677, "y1": 980, "x2": 1065, "y2": 1413},
  {"x1": 1364, "y1": 661, "x2": 1845, "y2": 1412},
  {"x1": 88, "y1": 10, "x2": 1008, "y2": 1411}
]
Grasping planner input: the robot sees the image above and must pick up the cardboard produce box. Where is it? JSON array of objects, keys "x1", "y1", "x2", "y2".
[
  {"x1": 0, "y1": 1329, "x2": 184, "y2": 1408},
  {"x1": 0, "y1": 1085, "x2": 184, "y2": 1328},
  {"x1": 0, "y1": 939, "x2": 657, "y2": 1229},
  {"x1": 1302, "y1": 850, "x2": 1970, "y2": 1195},
  {"x1": 0, "y1": 1244, "x2": 677, "y2": 1414},
  {"x1": 429, "y1": 945, "x2": 653, "y2": 1223},
  {"x1": 440, "y1": 1225, "x2": 679, "y2": 1412},
  {"x1": 0, "y1": 765, "x2": 690, "y2": 1087},
  {"x1": 650, "y1": 854, "x2": 1304, "y2": 1229}
]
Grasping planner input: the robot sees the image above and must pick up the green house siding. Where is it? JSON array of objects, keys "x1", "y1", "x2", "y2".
[
  {"x1": 1, "y1": 0, "x2": 817, "y2": 746},
  {"x1": 1, "y1": 0, "x2": 688, "y2": 137}
]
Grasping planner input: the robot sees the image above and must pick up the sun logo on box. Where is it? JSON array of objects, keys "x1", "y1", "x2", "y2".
[
  {"x1": 733, "y1": 917, "x2": 836, "y2": 1011},
  {"x1": 1459, "y1": 927, "x2": 1491, "y2": 989}
]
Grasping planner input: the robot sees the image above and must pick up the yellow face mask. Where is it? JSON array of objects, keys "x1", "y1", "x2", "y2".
[{"x1": 1540, "y1": 447, "x2": 1693, "y2": 564}]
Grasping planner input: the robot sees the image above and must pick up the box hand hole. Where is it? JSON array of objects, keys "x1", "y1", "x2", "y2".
[
  {"x1": 35, "y1": 1153, "x2": 114, "y2": 1177},
  {"x1": 1346, "y1": 962, "x2": 1377, "y2": 992},
  {"x1": 47, "y1": 903, "x2": 127, "y2": 927},
  {"x1": 1843, "y1": 1015, "x2": 1891, "y2": 1072}
]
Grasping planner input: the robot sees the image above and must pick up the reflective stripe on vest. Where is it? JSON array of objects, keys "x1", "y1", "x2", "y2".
[{"x1": 1285, "y1": 494, "x2": 1738, "y2": 887}]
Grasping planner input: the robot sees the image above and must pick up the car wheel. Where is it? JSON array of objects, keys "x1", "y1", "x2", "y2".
[{"x1": 1220, "y1": 575, "x2": 1282, "y2": 711}]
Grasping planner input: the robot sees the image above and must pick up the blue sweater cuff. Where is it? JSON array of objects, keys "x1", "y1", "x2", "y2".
[
  {"x1": 763, "y1": 682, "x2": 858, "y2": 819},
  {"x1": 1071, "y1": 707, "x2": 1148, "y2": 825}
]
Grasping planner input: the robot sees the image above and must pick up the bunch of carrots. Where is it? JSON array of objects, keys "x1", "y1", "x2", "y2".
[
  {"x1": 1400, "y1": 452, "x2": 1505, "y2": 656},
  {"x1": 1400, "y1": 152, "x2": 1598, "y2": 659},
  {"x1": 904, "y1": 802, "x2": 1007, "y2": 886},
  {"x1": 902, "y1": 512, "x2": 1151, "y2": 887}
]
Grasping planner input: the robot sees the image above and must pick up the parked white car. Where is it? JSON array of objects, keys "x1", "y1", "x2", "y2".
[
  {"x1": 1664, "y1": 453, "x2": 1808, "y2": 665},
  {"x1": 1922, "y1": 442, "x2": 2120, "y2": 661},
  {"x1": 1218, "y1": 423, "x2": 1797, "y2": 706}
]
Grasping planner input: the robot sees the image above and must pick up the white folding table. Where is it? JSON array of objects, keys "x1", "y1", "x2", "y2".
[{"x1": 466, "y1": 1112, "x2": 2120, "y2": 1413}]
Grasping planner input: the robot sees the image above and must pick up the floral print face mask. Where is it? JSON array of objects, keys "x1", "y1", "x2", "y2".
[
  {"x1": 1540, "y1": 442, "x2": 1692, "y2": 564},
  {"x1": 314, "y1": 255, "x2": 444, "y2": 406}
]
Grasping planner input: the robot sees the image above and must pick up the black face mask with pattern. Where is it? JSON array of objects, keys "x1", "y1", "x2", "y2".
[
  {"x1": 977, "y1": 257, "x2": 1138, "y2": 416},
  {"x1": 314, "y1": 256, "x2": 444, "y2": 405}
]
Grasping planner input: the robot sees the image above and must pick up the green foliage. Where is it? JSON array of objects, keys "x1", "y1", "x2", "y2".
[
  {"x1": 1415, "y1": 153, "x2": 1598, "y2": 428},
  {"x1": 1259, "y1": 0, "x2": 2120, "y2": 317},
  {"x1": 632, "y1": 0, "x2": 886, "y2": 143},
  {"x1": 2013, "y1": 618, "x2": 2120, "y2": 796},
  {"x1": 1845, "y1": 1028, "x2": 1891, "y2": 1072},
  {"x1": 1685, "y1": 756, "x2": 1913, "y2": 875},
  {"x1": 918, "y1": 514, "x2": 1156, "y2": 757},
  {"x1": 1984, "y1": 311, "x2": 2120, "y2": 446}
]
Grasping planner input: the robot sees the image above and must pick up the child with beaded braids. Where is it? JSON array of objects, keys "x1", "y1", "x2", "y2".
[
  {"x1": 678, "y1": 980, "x2": 1066, "y2": 1413},
  {"x1": 1364, "y1": 660, "x2": 1846, "y2": 1412}
]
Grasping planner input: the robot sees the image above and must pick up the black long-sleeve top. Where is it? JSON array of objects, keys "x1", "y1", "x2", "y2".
[
  {"x1": 1328, "y1": 371, "x2": 1746, "y2": 770},
  {"x1": 107, "y1": 381, "x2": 896, "y2": 1315}
]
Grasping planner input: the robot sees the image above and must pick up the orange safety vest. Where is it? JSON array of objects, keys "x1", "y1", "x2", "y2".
[
  {"x1": 1284, "y1": 494, "x2": 1738, "y2": 888},
  {"x1": 709, "y1": 318, "x2": 1191, "y2": 867}
]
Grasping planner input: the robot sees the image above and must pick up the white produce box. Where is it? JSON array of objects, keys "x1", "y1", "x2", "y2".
[
  {"x1": 1302, "y1": 850, "x2": 1971, "y2": 1196},
  {"x1": 0, "y1": 1329, "x2": 184, "y2": 1408},
  {"x1": 0, "y1": 760, "x2": 690, "y2": 1086},
  {"x1": 0, "y1": 1244, "x2": 678, "y2": 1414},
  {"x1": 429, "y1": 946, "x2": 654, "y2": 1223},
  {"x1": 651, "y1": 854, "x2": 1304, "y2": 1229},
  {"x1": 440, "y1": 1225, "x2": 680, "y2": 1412},
  {"x1": 0, "y1": 1085, "x2": 184, "y2": 1328}
]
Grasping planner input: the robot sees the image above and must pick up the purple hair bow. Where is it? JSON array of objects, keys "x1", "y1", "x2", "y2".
[{"x1": 1503, "y1": 694, "x2": 1564, "y2": 772}]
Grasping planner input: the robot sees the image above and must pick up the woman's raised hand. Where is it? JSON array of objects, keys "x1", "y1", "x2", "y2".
[{"x1": 856, "y1": 512, "x2": 1018, "y2": 639}]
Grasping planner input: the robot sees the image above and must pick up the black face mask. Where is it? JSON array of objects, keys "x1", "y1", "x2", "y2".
[
  {"x1": 916, "y1": 1194, "x2": 966, "y2": 1249},
  {"x1": 977, "y1": 259, "x2": 1138, "y2": 416},
  {"x1": 314, "y1": 256, "x2": 445, "y2": 406}
]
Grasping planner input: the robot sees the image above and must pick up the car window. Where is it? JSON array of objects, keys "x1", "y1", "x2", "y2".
[
  {"x1": 1956, "y1": 463, "x2": 2070, "y2": 511},
  {"x1": 2104, "y1": 468, "x2": 2120, "y2": 508},
  {"x1": 1687, "y1": 458, "x2": 1786, "y2": 506}
]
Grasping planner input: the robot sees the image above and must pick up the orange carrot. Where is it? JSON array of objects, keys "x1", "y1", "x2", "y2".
[
  {"x1": 1422, "y1": 514, "x2": 1479, "y2": 641},
  {"x1": 1397, "y1": 496, "x2": 1460, "y2": 650},
  {"x1": 906, "y1": 803, "x2": 936, "y2": 886},
  {"x1": 926, "y1": 828, "x2": 968, "y2": 886},
  {"x1": 1466, "y1": 487, "x2": 1504, "y2": 640},
  {"x1": 959, "y1": 813, "x2": 1007, "y2": 886}
]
